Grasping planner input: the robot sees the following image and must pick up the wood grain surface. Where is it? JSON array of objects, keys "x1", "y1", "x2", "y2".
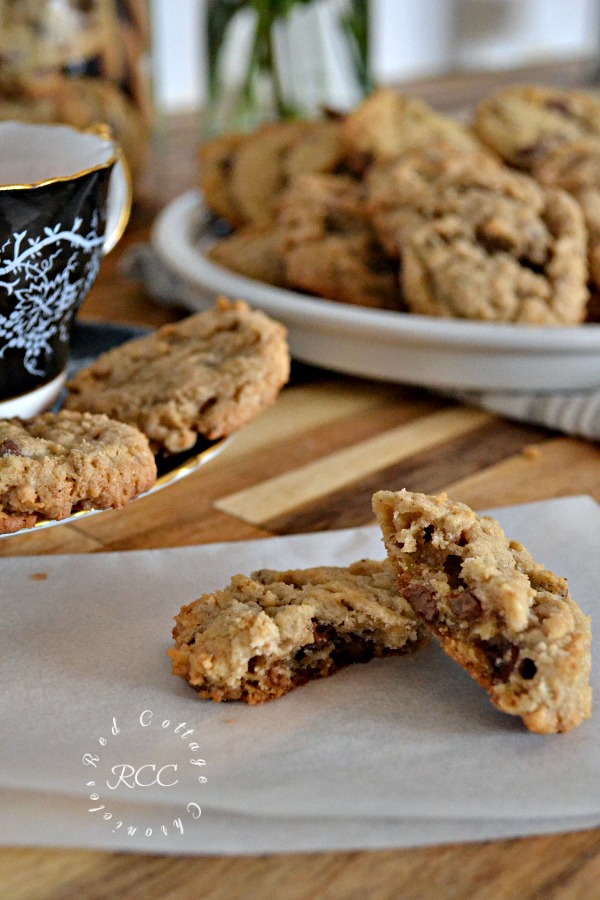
[{"x1": 2, "y1": 61, "x2": 600, "y2": 900}]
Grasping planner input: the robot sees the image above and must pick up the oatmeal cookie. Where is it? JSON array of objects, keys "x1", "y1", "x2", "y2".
[
  {"x1": 473, "y1": 84, "x2": 600, "y2": 170},
  {"x1": 169, "y1": 559, "x2": 423, "y2": 704},
  {"x1": 206, "y1": 225, "x2": 287, "y2": 287},
  {"x1": 200, "y1": 119, "x2": 344, "y2": 228},
  {"x1": 534, "y1": 139, "x2": 600, "y2": 291},
  {"x1": 66, "y1": 297, "x2": 290, "y2": 455},
  {"x1": 283, "y1": 118, "x2": 344, "y2": 180},
  {"x1": 0, "y1": 410, "x2": 156, "y2": 534},
  {"x1": 366, "y1": 143, "x2": 503, "y2": 257},
  {"x1": 199, "y1": 131, "x2": 247, "y2": 227},
  {"x1": 373, "y1": 489, "x2": 592, "y2": 734},
  {"x1": 388, "y1": 156, "x2": 589, "y2": 323},
  {"x1": 229, "y1": 119, "x2": 343, "y2": 227},
  {"x1": 342, "y1": 87, "x2": 484, "y2": 173},
  {"x1": 277, "y1": 173, "x2": 400, "y2": 308}
]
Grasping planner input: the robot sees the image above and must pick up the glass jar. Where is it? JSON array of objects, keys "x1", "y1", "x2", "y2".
[
  {"x1": 0, "y1": 0, "x2": 153, "y2": 187},
  {"x1": 204, "y1": 0, "x2": 371, "y2": 137}
]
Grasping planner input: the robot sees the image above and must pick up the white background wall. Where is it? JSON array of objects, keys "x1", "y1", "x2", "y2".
[{"x1": 150, "y1": 0, "x2": 599, "y2": 112}]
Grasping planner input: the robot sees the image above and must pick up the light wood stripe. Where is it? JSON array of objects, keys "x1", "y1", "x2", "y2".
[
  {"x1": 215, "y1": 406, "x2": 494, "y2": 525},
  {"x1": 210, "y1": 382, "x2": 398, "y2": 465}
]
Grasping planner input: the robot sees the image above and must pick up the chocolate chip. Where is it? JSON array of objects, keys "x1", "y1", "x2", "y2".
[
  {"x1": 518, "y1": 658, "x2": 537, "y2": 680},
  {"x1": 480, "y1": 638, "x2": 519, "y2": 682},
  {"x1": 0, "y1": 439, "x2": 22, "y2": 457},
  {"x1": 404, "y1": 583, "x2": 439, "y2": 622},
  {"x1": 449, "y1": 589, "x2": 482, "y2": 621},
  {"x1": 516, "y1": 143, "x2": 543, "y2": 162},
  {"x1": 545, "y1": 98, "x2": 572, "y2": 117},
  {"x1": 443, "y1": 554, "x2": 464, "y2": 590}
]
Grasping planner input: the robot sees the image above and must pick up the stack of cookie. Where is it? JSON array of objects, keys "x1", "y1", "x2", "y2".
[
  {"x1": 202, "y1": 84, "x2": 600, "y2": 325},
  {"x1": 0, "y1": 0, "x2": 152, "y2": 181},
  {"x1": 0, "y1": 298, "x2": 290, "y2": 533},
  {"x1": 169, "y1": 489, "x2": 592, "y2": 735}
]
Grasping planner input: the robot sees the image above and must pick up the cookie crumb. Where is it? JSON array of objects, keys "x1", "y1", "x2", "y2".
[{"x1": 522, "y1": 444, "x2": 542, "y2": 460}]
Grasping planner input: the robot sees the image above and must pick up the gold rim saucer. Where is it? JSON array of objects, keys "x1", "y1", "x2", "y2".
[{"x1": 0, "y1": 435, "x2": 231, "y2": 539}]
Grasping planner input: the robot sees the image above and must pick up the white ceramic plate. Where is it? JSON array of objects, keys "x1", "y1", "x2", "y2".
[{"x1": 152, "y1": 189, "x2": 600, "y2": 392}]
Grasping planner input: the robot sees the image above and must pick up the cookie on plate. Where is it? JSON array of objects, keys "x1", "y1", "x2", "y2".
[
  {"x1": 366, "y1": 142, "x2": 503, "y2": 258},
  {"x1": 206, "y1": 225, "x2": 287, "y2": 287},
  {"x1": 0, "y1": 410, "x2": 156, "y2": 534},
  {"x1": 534, "y1": 139, "x2": 600, "y2": 292},
  {"x1": 199, "y1": 131, "x2": 247, "y2": 227},
  {"x1": 66, "y1": 297, "x2": 291, "y2": 455},
  {"x1": 230, "y1": 119, "x2": 343, "y2": 227},
  {"x1": 376, "y1": 148, "x2": 589, "y2": 323},
  {"x1": 373, "y1": 489, "x2": 592, "y2": 734},
  {"x1": 276, "y1": 173, "x2": 400, "y2": 308},
  {"x1": 200, "y1": 119, "x2": 345, "y2": 229},
  {"x1": 342, "y1": 87, "x2": 485, "y2": 173},
  {"x1": 473, "y1": 84, "x2": 600, "y2": 170},
  {"x1": 169, "y1": 559, "x2": 424, "y2": 704}
]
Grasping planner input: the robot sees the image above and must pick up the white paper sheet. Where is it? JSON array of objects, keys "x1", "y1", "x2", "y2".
[{"x1": 1, "y1": 496, "x2": 598, "y2": 855}]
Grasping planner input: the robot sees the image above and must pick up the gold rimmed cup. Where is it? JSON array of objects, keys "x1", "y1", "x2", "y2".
[{"x1": 0, "y1": 121, "x2": 132, "y2": 418}]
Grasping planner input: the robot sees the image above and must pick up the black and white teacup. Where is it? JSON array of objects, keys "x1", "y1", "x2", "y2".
[{"x1": 0, "y1": 121, "x2": 131, "y2": 418}]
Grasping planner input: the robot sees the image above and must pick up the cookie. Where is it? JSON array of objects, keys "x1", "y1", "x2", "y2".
[
  {"x1": 169, "y1": 559, "x2": 423, "y2": 704},
  {"x1": 473, "y1": 85, "x2": 600, "y2": 170},
  {"x1": 0, "y1": 410, "x2": 156, "y2": 534},
  {"x1": 373, "y1": 489, "x2": 592, "y2": 734},
  {"x1": 276, "y1": 173, "x2": 400, "y2": 308},
  {"x1": 230, "y1": 120, "x2": 333, "y2": 227},
  {"x1": 206, "y1": 225, "x2": 287, "y2": 287},
  {"x1": 342, "y1": 87, "x2": 484, "y2": 173},
  {"x1": 283, "y1": 118, "x2": 344, "y2": 180},
  {"x1": 65, "y1": 297, "x2": 290, "y2": 455},
  {"x1": 384, "y1": 153, "x2": 590, "y2": 323},
  {"x1": 534, "y1": 139, "x2": 600, "y2": 290},
  {"x1": 367, "y1": 142, "x2": 503, "y2": 258},
  {"x1": 199, "y1": 131, "x2": 247, "y2": 227}
]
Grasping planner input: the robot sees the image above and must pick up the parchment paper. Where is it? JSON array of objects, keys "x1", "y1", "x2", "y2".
[{"x1": 1, "y1": 495, "x2": 598, "y2": 855}]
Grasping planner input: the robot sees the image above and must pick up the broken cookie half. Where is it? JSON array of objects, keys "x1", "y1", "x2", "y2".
[
  {"x1": 169, "y1": 559, "x2": 424, "y2": 704},
  {"x1": 373, "y1": 489, "x2": 592, "y2": 734}
]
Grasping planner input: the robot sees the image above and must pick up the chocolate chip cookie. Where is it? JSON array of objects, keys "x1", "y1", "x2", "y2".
[
  {"x1": 199, "y1": 131, "x2": 247, "y2": 227},
  {"x1": 342, "y1": 87, "x2": 484, "y2": 173},
  {"x1": 534, "y1": 139, "x2": 600, "y2": 292},
  {"x1": 206, "y1": 225, "x2": 287, "y2": 287},
  {"x1": 66, "y1": 297, "x2": 290, "y2": 455},
  {"x1": 276, "y1": 173, "x2": 400, "y2": 308},
  {"x1": 473, "y1": 84, "x2": 600, "y2": 170},
  {"x1": 169, "y1": 559, "x2": 424, "y2": 704},
  {"x1": 0, "y1": 410, "x2": 156, "y2": 533},
  {"x1": 367, "y1": 142, "x2": 502, "y2": 258},
  {"x1": 373, "y1": 489, "x2": 592, "y2": 734},
  {"x1": 377, "y1": 147, "x2": 589, "y2": 323}
]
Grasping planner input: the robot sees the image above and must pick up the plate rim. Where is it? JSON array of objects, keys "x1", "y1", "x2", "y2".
[{"x1": 152, "y1": 188, "x2": 600, "y2": 355}]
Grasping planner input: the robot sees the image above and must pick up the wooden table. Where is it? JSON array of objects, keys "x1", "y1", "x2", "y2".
[{"x1": 2, "y1": 62, "x2": 600, "y2": 900}]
